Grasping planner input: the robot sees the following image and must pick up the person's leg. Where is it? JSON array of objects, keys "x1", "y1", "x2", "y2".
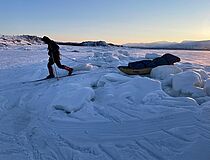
[
  {"x1": 64, "y1": 66, "x2": 73, "y2": 75},
  {"x1": 47, "y1": 58, "x2": 55, "y2": 78},
  {"x1": 55, "y1": 60, "x2": 73, "y2": 75}
]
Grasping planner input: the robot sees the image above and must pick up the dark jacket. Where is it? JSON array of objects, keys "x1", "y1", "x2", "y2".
[
  {"x1": 47, "y1": 40, "x2": 60, "y2": 60},
  {"x1": 42, "y1": 36, "x2": 60, "y2": 60},
  {"x1": 128, "y1": 53, "x2": 180, "y2": 69}
]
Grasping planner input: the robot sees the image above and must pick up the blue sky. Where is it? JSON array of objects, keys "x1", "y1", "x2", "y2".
[{"x1": 0, "y1": 0, "x2": 210, "y2": 44}]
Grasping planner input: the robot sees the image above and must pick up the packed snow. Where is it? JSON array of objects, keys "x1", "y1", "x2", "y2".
[{"x1": 0, "y1": 44, "x2": 210, "y2": 160}]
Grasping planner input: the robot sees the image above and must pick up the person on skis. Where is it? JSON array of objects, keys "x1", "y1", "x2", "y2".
[{"x1": 42, "y1": 36, "x2": 73, "y2": 79}]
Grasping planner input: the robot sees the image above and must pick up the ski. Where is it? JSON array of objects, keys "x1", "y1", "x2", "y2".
[{"x1": 22, "y1": 72, "x2": 88, "y2": 84}]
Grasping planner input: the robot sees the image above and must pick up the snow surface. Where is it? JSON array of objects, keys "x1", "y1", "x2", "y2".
[{"x1": 0, "y1": 45, "x2": 210, "y2": 160}]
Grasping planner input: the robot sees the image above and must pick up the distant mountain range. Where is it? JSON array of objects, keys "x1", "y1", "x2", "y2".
[
  {"x1": 57, "y1": 40, "x2": 122, "y2": 47},
  {"x1": 1, "y1": 35, "x2": 210, "y2": 50},
  {"x1": 0, "y1": 35, "x2": 122, "y2": 47},
  {"x1": 125, "y1": 40, "x2": 210, "y2": 50}
]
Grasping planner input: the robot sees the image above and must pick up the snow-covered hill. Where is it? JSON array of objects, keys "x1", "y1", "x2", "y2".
[
  {"x1": 0, "y1": 45, "x2": 210, "y2": 160},
  {"x1": 125, "y1": 40, "x2": 210, "y2": 50},
  {"x1": 0, "y1": 35, "x2": 120, "y2": 47},
  {"x1": 0, "y1": 35, "x2": 43, "y2": 46}
]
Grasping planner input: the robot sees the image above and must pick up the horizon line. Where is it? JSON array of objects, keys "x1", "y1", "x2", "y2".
[{"x1": 1, "y1": 34, "x2": 210, "y2": 45}]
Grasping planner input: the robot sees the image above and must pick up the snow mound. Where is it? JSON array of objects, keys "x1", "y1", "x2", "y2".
[
  {"x1": 156, "y1": 68, "x2": 210, "y2": 103},
  {"x1": 114, "y1": 75, "x2": 161, "y2": 102},
  {"x1": 204, "y1": 79, "x2": 210, "y2": 96},
  {"x1": 97, "y1": 73, "x2": 131, "y2": 87},
  {"x1": 172, "y1": 71, "x2": 205, "y2": 97},
  {"x1": 73, "y1": 63, "x2": 94, "y2": 71},
  {"x1": 117, "y1": 77, "x2": 161, "y2": 103},
  {"x1": 121, "y1": 77, "x2": 162, "y2": 102},
  {"x1": 150, "y1": 65, "x2": 183, "y2": 80},
  {"x1": 142, "y1": 90, "x2": 198, "y2": 107},
  {"x1": 145, "y1": 53, "x2": 160, "y2": 59},
  {"x1": 96, "y1": 73, "x2": 163, "y2": 105},
  {"x1": 91, "y1": 52, "x2": 121, "y2": 67},
  {"x1": 118, "y1": 50, "x2": 129, "y2": 56},
  {"x1": 52, "y1": 86, "x2": 95, "y2": 113},
  {"x1": 193, "y1": 69, "x2": 209, "y2": 81},
  {"x1": 103, "y1": 52, "x2": 120, "y2": 62}
]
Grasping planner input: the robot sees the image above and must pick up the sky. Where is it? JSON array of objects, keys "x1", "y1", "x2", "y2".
[{"x1": 0, "y1": 0, "x2": 210, "y2": 44}]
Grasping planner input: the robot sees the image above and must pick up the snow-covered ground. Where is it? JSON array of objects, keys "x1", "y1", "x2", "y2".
[{"x1": 0, "y1": 45, "x2": 210, "y2": 160}]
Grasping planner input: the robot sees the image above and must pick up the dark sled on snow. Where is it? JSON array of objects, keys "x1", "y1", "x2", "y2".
[{"x1": 118, "y1": 53, "x2": 180, "y2": 75}]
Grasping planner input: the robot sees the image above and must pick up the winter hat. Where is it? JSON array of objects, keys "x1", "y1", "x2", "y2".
[{"x1": 42, "y1": 36, "x2": 51, "y2": 43}]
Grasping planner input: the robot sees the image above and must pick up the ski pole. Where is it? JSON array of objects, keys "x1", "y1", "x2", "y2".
[{"x1": 60, "y1": 54, "x2": 79, "y2": 62}]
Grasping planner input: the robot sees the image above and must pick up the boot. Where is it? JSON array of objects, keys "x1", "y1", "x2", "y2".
[
  {"x1": 46, "y1": 74, "x2": 55, "y2": 79},
  {"x1": 46, "y1": 65, "x2": 55, "y2": 79},
  {"x1": 64, "y1": 66, "x2": 73, "y2": 75}
]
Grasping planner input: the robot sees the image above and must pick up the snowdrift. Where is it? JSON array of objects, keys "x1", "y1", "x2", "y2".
[{"x1": 0, "y1": 45, "x2": 210, "y2": 160}]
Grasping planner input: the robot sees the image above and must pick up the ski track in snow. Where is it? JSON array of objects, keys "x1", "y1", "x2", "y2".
[{"x1": 0, "y1": 45, "x2": 210, "y2": 160}]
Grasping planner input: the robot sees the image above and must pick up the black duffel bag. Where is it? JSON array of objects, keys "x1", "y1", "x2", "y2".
[{"x1": 128, "y1": 53, "x2": 180, "y2": 69}]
